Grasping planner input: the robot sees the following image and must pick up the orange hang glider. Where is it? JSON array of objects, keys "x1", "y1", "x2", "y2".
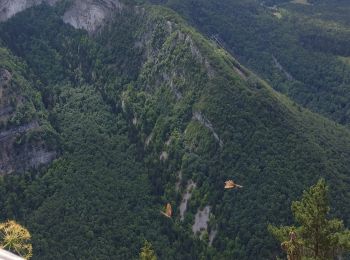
[
  {"x1": 224, "y1": 180, "x2": 243, "y2": 189},
  {"x1": 160, "y1": 203, "x2": 172, "y2": 218}
]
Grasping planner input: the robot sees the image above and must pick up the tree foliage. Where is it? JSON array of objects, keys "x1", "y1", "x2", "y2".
[
  {"x1": 140, "y1": 240, "x2": 157, "y2": 260},
  {"x1": 163, "y1": 0, "x2": 350, "y2": 125},
  {"x1": 0, "y1": 2, "x2": 350, "y2": 260},
  {"x1": 269, "y1": 179, "x2": 350, "y2": 259},
  {"x1": 0, "y1": 220, "x2": 32, "y2": 259}
]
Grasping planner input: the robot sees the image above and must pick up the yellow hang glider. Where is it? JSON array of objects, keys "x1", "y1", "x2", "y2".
[
  {"x1": 224, "y1": 180, "x2": 243, "y2": 189},
  {"x1": 160, "y1": 203, "x2": 172, "y2": 218}
]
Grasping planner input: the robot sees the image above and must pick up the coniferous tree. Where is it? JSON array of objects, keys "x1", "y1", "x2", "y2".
[{"x1": 269, "y1": 179, "x2": 350, "y2": 259}]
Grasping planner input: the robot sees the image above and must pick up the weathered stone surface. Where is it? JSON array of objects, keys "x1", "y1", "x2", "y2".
[
  {"x1": 0, "y1": 67, "x2": 56, "y2": 175},
  {"x1": 192, "y1": 205, "x2": 211, "y2": 238},
  {"x1": 0, "y1": 121, "x2": 57, "y2": 175},
  {"x1": 0, "y1": 0, "x2": 58, "y2": 21},
  {"x1": 0, "y1": 0, "x2": 123, "y2": 32},
  {"x1": 62, "y1": 0, "x2": 123, "y2": 32},
  {"x1": 179, "y1": 180, "x2": 196, "y2": 220}
]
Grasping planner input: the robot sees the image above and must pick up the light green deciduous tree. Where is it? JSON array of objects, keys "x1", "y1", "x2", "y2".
[{"x1": 139, "y1": 240, "x2": 157, "y2": 260}]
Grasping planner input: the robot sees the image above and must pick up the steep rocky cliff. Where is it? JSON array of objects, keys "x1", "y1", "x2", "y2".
[
  {"x1": 63, "y1": 0, "x2": 123, "y2": 32},
  {"x1": 0, "y1": 1, "x2": 350, "y2": 259},
  {"x1": 0, "y1": 48, "x2": 57, "y2": 175},
  {"x1": 0, "y1": 0, "x2": 58, "y2": 21},
  {"x1": 0, "y1": 0, "x2": 122, "y2": 32}
]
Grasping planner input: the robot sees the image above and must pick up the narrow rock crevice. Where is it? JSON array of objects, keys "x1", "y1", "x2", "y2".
[
  {"x1": 272, "y1": 55, "x2": 294, "y2": 81},
  {"x1": 179, "y1": 180, "x2": 196, "y2": 220},
  {"x1": 193, "y1": 111, "x2": 223, "y2": 147},
  {"x1": 209, "y1": 227, "x2": 218, "y2": 246},
  {"x1": 160, "y1": 151, "x2": 168, "y2": 161},
  {"x1": 175, "y1": 170, "x2": 182, "y2": 192}
]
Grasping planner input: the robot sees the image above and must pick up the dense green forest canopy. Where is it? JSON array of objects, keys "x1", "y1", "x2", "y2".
[
  {"x1": 0, "y1": 1, "x2": 349, "y2": 259},
  {"x1": 160, "y1": 0, "x2": 350, "y2": 125},
  {"x1": 269, "y1": 179, "x2": 350, "y2": 259}
]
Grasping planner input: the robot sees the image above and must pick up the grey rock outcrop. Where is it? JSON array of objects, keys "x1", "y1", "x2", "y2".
[
  {"x1": 0, "y1": 0, "x2": 58, "y2": 21},
  {"x1": 192, "y1": 205, "x2": 211, "y2": 237},
  {"x1": 0, "y1": 68, "x2": 56, "y2": 175},
  {"x1": 0, "y1": 0, "x2": 123, "y2": 32},
  {"x1": 63, "y1": 0, "x2": 123, "y2": 32},
  {"x1": 179, "y1": 180, "x2": 196, "y2": 220}
]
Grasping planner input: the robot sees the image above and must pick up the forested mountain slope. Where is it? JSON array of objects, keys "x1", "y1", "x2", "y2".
[
  {"x1": 0, "y1": 1, "x2": 349, "y2": 259},
  {"x1": 0, "y1": 46, "x2": 57, "y2": 174},
  {"x1": 161, "y1": 0, "x2": 350, "y2": 125}
]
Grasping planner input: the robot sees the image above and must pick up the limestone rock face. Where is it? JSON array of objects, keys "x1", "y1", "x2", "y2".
[
  {"x1": 0, "y1": 0, "x2": 123, "y2": 32},
  {"x1": 0, "y1": 68, "x2": 57, "y2": 175},
  {"x1": 62, "y1": 0, "x2": 123, "y2": 32},
  {"x1": 0, "y1": 0, "x2": 58, "y2": 21}
]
